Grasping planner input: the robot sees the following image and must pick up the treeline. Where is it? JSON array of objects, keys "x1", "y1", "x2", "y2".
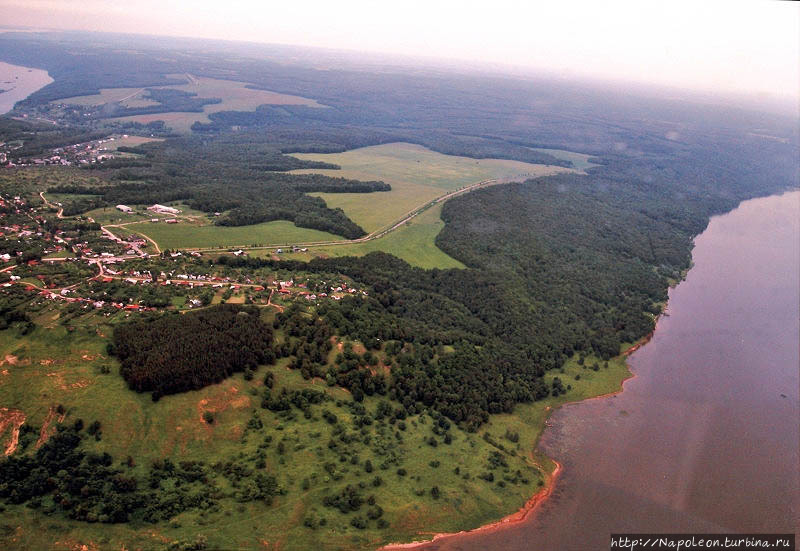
[
  {"x1": 0, "y1": 423, "x2": 281, "y2": 524},
  {"x1": 89, "y1": 88, "x2": 222, "y2": 120},
  {"x1": 111, "y1": 304, "x2": 275, "y2": 399},
  {"x1": 215, "y1": 167, "x2": 740, "y2": 427},
  {"x1": 46, "y1": 133, "x2": 389, "y2": 238},
  {"x1": 0, "y1": 118, "x2": 106, "y2": 159}
]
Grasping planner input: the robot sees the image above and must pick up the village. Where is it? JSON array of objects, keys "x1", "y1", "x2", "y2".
[
  {"x1": 0, "y1": 133, "x2": 139, "y2": 168},
  {"x1": 0, "y1": 188, "x2": 368, "y2": 319}
]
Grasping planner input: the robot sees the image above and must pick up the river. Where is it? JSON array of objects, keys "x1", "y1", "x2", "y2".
[
  {"x1": 0, "y1": 61, "x2": 52, "y2": 115},
  {"x1": 419, "y1": 191, "x2": 799, "y2": 550}
]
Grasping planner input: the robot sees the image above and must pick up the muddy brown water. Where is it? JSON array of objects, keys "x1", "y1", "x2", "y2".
[{"x1": 416, "y1": 191, "x2": 799, "y2": 550}]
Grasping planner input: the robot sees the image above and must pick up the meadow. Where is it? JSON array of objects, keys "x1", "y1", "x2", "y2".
[
  {"x1": 528, "y1": 147, "x2": 599, "y2": 171},
  {"x1": 0, "y1": 301, "x2": 634, "y2": 551},
  {"x1": 293, "y1": 142, "x2": 577, "y2": 233},
  {"x1": 124, "y1": 219, "x2": 340, "y2": 250},
  {"x1": 273, "y1": 202, "x2": 466, "y2": 270},
  {"x1": 50, "y1": 87, "x2": 159, "y2": 108},
  {"x1": 96, "y1": 75, "x2": 325, "y2": 133}
]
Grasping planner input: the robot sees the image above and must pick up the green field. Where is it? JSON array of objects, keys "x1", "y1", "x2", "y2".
[
  {"x1": 293, "y1": 142, "x2": 577, "y2": 233},
  {"x1": 99, "y1": 143, "x2": 575, "y2": 268},
  {"x1": 528, "y1": 147, "x2": 599, "y2": 171},
  {"x1": 107, "y1": 135, "x2": 164, "y2": 150},
  {"x1": 49, "y1": 87, "x2": 159, "y2": 108},
  {"x1": 125, "y1": 219, "x2": 340, "y2": 250},
  {"x1": 0, "y1": 304, "x2": 634, "y2": 550},
  {"x1": 274, "y1": 202, "x2": 466, "y2": 270},
  {"x1": 98, "y1": 75, "x2": 325, "y2": 133}
]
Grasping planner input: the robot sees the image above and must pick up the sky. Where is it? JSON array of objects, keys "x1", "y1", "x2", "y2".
[{"x1": 1, "y1": 0, "x2": 798, "y2": 102}]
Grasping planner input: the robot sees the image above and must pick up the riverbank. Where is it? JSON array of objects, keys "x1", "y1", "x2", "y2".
[
  {"x1": 414, "y1": 190, "x2": 799, "y2": 551},
  {"x1": 381, "y1": 461, "x2": 563, "y2": 550},
  {"x1": 379, "y1": 322, "x2": 663, "y2": 549}
]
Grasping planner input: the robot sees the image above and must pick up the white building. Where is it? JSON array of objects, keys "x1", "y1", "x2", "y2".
[
  {"x1": 116, "y1": 205, "x2": 133, "y2": 213},
  {"x1": 147, "y1": 204, "x2": 181, "y2": 215}
]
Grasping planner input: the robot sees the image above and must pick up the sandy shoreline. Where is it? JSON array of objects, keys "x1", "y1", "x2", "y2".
[{"x1": 380, "y1": 460, "x2": 563, "y2": 550}]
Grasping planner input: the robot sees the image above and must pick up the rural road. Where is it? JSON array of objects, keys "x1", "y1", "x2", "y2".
[{"x1": 39, "y1": 191, "x2": 63, "y2": 218}]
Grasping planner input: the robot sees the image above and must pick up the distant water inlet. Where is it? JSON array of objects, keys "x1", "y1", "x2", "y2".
[
  {"x1": 0, "y1": 61, "x2": 53, "y2": 115},
  {"x1": 424, "y1": 191, "x2": 800, "y2": 550}
]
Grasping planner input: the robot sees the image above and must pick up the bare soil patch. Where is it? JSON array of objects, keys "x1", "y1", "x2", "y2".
[{"x1": 0, "y1": 407, "x2": 26, "y2": 455}]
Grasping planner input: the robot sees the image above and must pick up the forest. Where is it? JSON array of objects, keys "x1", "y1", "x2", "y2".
[{"x1": 111, "y1": 304, "x2": 276, "y2": 399}]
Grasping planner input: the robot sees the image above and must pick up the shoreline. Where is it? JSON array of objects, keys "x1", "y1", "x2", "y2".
[
  {"x1": 0, "y1": 61, "x2": 53, "y2": 115},
  {"x1": 380, "y1": 313, "x2": 665, "y2": 550},
  {"x1": 380, "y1": 460, "x2": 563, "y2": 550}
]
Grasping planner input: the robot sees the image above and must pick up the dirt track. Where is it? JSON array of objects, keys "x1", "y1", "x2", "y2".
[{"x1": 0, "y1": 407, "x2": 26, "y2": 456}]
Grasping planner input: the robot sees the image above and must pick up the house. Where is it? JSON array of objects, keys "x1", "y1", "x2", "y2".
[
  {"x1": 116, "y1": 205, "x2": 133, "y2": 213},
  {"x1": 147, "y1": 204, "x2": 181, "y2": 215}
]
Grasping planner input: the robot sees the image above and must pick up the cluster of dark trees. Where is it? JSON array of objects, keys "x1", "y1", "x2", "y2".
[
  {"x1": 0, "y1": 425, "x2": 141, "y2": 523},
  {"x1": 0, "y1": 286, "x2": 35, "y2": 333},
  {"x1": 111, "y1": 304, "x2": 275, "y2": 399},
  {"x1": 0, "y1": 422, "x2": 281, "y2": 524}
]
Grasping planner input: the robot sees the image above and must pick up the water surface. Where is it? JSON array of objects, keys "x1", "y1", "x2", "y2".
[
  {"x1": 426, "y1": 191, "x2": 799, "y2": 550},
  {"x1": 0, "y1": 61, "x2": 52, "y2": 115}
]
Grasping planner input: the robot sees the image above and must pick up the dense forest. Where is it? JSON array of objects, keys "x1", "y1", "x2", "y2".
[{"x1": 112, "y1": 304, "x2": 276, "y2": 399}]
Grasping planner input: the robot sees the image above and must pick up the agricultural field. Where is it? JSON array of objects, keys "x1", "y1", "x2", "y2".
[
  {"x1": 107, "y1": 135, "x2": 163, "y2": 150},
  {"x1": 528, "y1": 147, "x2": 599, "y2": 171},
  {"x1": 275, "y1": 203, "x2": 466, "y2": 270},
  {"x1": 105, "y1": 75, "x2": 325, "y2": 133},
  {"x1": 50, "y1": 87, "x2": 159, "y2": 108},
  {"x1": 124, "y1": 219, "x2": 340, "y2": 250},
  {"x1": 293, "y1": 142, "x2": 578, "y2": 233}
]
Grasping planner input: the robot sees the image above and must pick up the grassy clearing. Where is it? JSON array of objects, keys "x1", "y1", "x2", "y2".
[
  {"x1": 111, "y1": 143, "x2": 576, "y2": 267},
  {"x1": 528, "y1": 147, "x2": 599, "y2": 171},
  {"x1": 107, "y1": 135, "x2": 164, "y2": 150},
  {"x1": 0, "y1": 301, "x2": 635, "y2": 550},
  {"x1": 102, "y1": 75, "x2": 325, "y2": 133},
  {"x1": 125, "y1": 219, "x2": 340, "y2": 250},
  {"x1": 49, "y1": 87, "x2": 158, "y2": 108},
  {"x1": 293, "y1": 143, "x2": 577, "y2": 233},
  {"x1": 273, "y1": 203, "x2": 466, "y2": 270}
]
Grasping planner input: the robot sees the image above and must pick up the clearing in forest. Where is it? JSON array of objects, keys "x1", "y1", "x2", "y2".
[
  {"x1": 292, "y1": 142, "x2": 577, "y2": 233},
  {"x1": 56, "y1": 75, "x2": 325, "y2": 133},
  {"x1": 121, "y1": 143, "x2": 578, "y2": 268}
]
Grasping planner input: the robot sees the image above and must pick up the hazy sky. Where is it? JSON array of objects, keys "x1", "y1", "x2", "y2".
[{"x1": 2, "y1": 0, "x2": 798, "y2": 101}]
